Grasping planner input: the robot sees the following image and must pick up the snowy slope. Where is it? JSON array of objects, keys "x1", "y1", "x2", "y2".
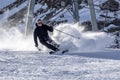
[{"x1": 0, "y1": 50, "x2": 120, "y2": 80}]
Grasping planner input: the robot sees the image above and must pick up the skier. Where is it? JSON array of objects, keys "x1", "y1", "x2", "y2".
[{"x1": 34, "y1": 19, "x2": 59, "y2": 52}]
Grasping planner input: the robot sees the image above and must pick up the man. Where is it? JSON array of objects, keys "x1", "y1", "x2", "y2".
[{"x1": 34, "y1": 19, "x2": 59, "y2": 51}]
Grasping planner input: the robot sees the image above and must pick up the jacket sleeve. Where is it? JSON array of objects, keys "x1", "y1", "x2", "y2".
[
  {"x1": 45, "y1": 25, "x2": 53, "y2": 32},
  {"x1": 34, "y1": 29, "x2": 38, "y2": 47}
]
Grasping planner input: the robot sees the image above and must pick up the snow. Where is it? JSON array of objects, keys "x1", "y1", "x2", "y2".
[
  {"x1": 0, "y1": 1, "x2": 27, "y2": 22},
  {"x1": 0, "y1": 0, "x2": 120, "y2": 80},
  {"x1": 0, "y1": 50, "x2": 120, "y2": 80},
  {"x1": 0, "y1": 23, "x2": 119, "y2": 80},
  {"x1": 53, "y1": 23, "x2": 113, "y2": 52},
  {"x1": 0, "y1": 0, "x2": 16, "y2": 9},
  {"x1": 0, "y1": 23, "x2": 113, "y2": 52}
]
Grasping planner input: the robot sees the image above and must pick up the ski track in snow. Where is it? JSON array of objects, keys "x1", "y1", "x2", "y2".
[{"x1": 0, "y1": 51, "x2": 120, "y2": 80}]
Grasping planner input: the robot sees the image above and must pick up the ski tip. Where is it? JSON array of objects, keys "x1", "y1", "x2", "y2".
[
  {"x1": 62, "y1": 49, "x2": 69, "y2": 54},
  {"x1": 49, "y1": 49, "x2": 69, "y2": 55}
]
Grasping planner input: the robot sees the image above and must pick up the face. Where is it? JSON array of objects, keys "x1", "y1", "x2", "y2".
[{"x1": 37, "y1": 20, "x2": 42, "y2": 26}]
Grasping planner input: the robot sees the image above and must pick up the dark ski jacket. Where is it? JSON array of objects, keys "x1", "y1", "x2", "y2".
[{"x1": 34, "y1": 23, "x2": 53, "y2": 46}]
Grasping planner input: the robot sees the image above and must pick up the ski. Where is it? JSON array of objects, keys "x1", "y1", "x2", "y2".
[
  {"x1": 49, "y1": 49, "x2": 69, "y2": 55},
  {"x1": 62, "y1": 49, "x2": 69, "y2": 54}
]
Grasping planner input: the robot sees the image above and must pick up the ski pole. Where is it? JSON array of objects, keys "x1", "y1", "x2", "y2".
[{"x1": 55, "y1": 29, "x2": 80, "y2": 39}]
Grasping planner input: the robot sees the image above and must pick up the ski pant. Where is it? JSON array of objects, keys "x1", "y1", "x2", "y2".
[{"x1": 40, "y1": 40, "x2": 59, "y2": 51}]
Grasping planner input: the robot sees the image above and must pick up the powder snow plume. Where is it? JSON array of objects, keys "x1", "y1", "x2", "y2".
[
  {"x1": 0, "y1": 23, "x2": 113, "y2": 52},
  {"x1": 0, "y1": 26, "x2": 37, "y2": 51},
  {"x1": 52, "y1": 23, "x2": 113, "y2": 52}
]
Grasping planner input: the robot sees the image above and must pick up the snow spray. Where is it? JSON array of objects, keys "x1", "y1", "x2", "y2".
[{"x1": 0, "y1": 23, "x2": 113, "y2": 52}]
